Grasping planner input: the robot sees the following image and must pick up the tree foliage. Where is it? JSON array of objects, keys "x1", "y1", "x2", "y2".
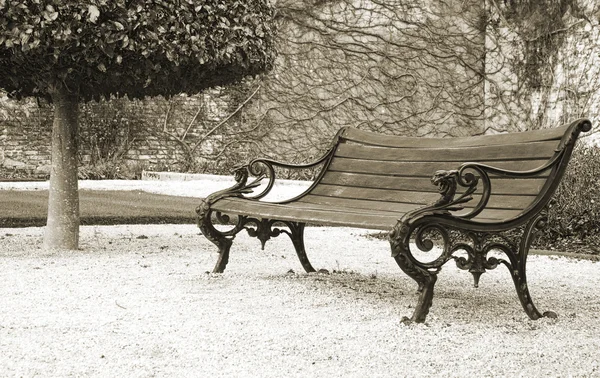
[{"x1": 0, "y1": 0, "x2": 276, "y2": 101}]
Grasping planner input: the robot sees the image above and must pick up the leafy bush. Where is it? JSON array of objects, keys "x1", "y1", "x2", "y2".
[
  {"x1": 0, "y1": 166, "x2": 47, "y2": 180},
  {"x1": 538, "y1": 144, "x2": 600, "y2": 253}
]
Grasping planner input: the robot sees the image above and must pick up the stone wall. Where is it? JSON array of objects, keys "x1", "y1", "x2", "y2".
[
  {"x1": 0, "y1": 96, "x2": 52, "y2": 174},
  {"x1": 0, "y1": 89, "x2": 235, "y2": 176},
  {"x1": 484, "y1": 0, "x2": 600, "y2": 141}
]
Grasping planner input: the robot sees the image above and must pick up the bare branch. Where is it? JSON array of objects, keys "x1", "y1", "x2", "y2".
[{"x1": 191, "y1": 85, "x2": 262, "y2": 153}]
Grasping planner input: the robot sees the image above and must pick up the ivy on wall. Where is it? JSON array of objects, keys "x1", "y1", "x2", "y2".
[{"x1": 502, "y1": 0, "x2": 582, "y2": 89}]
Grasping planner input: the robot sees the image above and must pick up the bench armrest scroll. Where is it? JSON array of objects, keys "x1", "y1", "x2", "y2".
[
  {"x1": 240, "y1": 149, "x2": 334, "y2": 200},
  {"x1": 228, "y1": 127, "x2": 347, "y2": 201},
  {"x1": 427, "y1": 156, "x2": 562, "y2": 221},
  {"x1": 206, "y1": 139, "x2": 338, "y2": 203},
  {"x1": 427, "y1": 118, "x2": 592, "y2": 220}
]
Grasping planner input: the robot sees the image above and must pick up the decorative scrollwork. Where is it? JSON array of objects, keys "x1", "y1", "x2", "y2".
[
  {"x1": 408, "y1": 168, "x2": 484, "y2": 221},
  {"x1": 244, "y1": 160, "x2": 275, "y2": 200},
  {"x1": 390, "y1": 208, "x2": 558, "y2": 322},
  {"x1": 450, "y1": 232, "x2": 504, "y2": 288},
  {"x1": 195, "y1": 165, "x2": 264, "y2": 215},
  {"x1": 427, "y1": 166, "x2": 492, "y2": 220},
  {"x1": 413, "y1": 224, "x2": 451, "y2": 267},
  {"x1": 431, "y1": 170, "x2": 458, "y2": 206},
  {"x1": 243, "y1": 218, "x2": 284, "y2": 249},
  {"x1": 556, "y1": 119, "x2": 592, "y2": 152}
]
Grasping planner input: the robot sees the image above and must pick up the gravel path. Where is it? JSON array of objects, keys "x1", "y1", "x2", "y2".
[{"x1": 1, "y1": 224, "x2": 599, "y2": 377}]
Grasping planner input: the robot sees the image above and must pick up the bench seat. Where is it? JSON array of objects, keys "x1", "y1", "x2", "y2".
[
  {"x1": 211, "y1": 197, "x2": 406, "y2": 229},
  {"x1": 212, "y1": 197, "x2": 518, "y2": 229}
]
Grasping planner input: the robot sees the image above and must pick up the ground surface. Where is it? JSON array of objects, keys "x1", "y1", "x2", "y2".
[{"x1": 1, "y1": 224, "x2": 599, "y2": 377}]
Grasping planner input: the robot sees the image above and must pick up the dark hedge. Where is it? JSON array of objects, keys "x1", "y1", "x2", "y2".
[{"x1": 539, "y1": 144, "x2": 600, "y2": 254}]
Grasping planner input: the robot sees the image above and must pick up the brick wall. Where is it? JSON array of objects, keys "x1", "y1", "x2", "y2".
[
  {"x1": 0, "y1": 90, "x2": 233, "y2": 175},
  {"x1": 0, "y1": 96, "x2": 52, "y2": 173}
]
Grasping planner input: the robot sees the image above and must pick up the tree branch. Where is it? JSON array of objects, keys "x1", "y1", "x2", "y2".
[{"x1": 191, "y1": 85, "x2": 261, "y2": 154}]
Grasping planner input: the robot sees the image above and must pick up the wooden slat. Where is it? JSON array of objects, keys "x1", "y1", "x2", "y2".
[
  {"x1": 212, "y1": 198, "x2": 401, "y2": 230},
  {"x1": 335, "y1": 140, "x2": 559, "y2": 162},
  {"x1": 341, "y1": 124, "x2": 569, "y2": 148},
  {"x1": 472, "y1": 208, "x2": 524, "y2": 222},
  {"x1": 297, "y1": 195, "x2": 524, "y2": 223},
  {"x1": 275, "y1": 200, "x2": 402, "y2": 216},
  {"x1": 328, "y1": 158, "x2": 550, "y2": 177},
  {"x1": 320, "y1": 172, "x2": 547, "y2": 196},
  {"x1": 311, "y1": 185, "x2": 437, "y2": 205},
  {"x1": 309, "y1": 185, "x2": 534, "y2": 210},
  {"x1": 297, "y1": 195, "x2": 423, "y2": 214}
]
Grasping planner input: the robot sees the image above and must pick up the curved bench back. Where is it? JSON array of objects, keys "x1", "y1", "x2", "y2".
[{"x1": 297, "y1": 120, "x2": 590, "y2": 222}]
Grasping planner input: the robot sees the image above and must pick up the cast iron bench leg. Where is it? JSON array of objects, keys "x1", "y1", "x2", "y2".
[
  {"x1": 502, "y1": 212, "x2": 558, "y2": 320},
  {"x1": 197, "y1": 208, "x2": 240, "y2": 274},
  {"x1": 282, "y1": 222, "x2": 317, "y2": 273},
  {"x1": 507, "y1": 264, "x2": 557, "y2": 320},
  {"x1": 199, "y1": 211, "x2": 321, "y2": 274},
  {"x1": 211, "y1": 238, "x2": 233, "y2": 274},
  {"x1": 394, "y1": 254, "x2": 438, "y2": 323}
]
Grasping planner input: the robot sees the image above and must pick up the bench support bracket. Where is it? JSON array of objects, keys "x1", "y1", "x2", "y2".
[
  {"x1": 390, "y1": 210, "x2": 556, "y2": 323},
  {"x1": 197, "y1": 201, "x2": 318, "y2": 273},
  {"x1": 243, "y1": 218, "x2": 317, "y2": 273}
]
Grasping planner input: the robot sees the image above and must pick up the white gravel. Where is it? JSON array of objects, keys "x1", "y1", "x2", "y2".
[
  {"x1": 1, "y1": 177, "x2": 599, "y2": 376},
  {"x1": 1, "y1": 224, "x2": 599, "y2": 377}
]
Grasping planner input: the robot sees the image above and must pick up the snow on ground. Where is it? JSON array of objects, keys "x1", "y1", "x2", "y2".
[{"x1": 1, "y1": 175, "x2": 599, "y2": 376}]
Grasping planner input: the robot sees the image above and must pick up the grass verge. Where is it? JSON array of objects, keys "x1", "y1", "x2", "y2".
[{"x1": 0, "y1": 190, "x2": 198, "y2": 227}]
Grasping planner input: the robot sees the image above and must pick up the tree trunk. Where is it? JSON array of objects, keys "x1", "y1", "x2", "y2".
[{"x1": 43, "y1": 86, "x2": 80, "y2": 250}]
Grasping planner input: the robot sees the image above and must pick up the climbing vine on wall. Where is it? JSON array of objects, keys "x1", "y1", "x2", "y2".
[{"x1": 502, "y1": 0, "x2": 582, "y2": 89}]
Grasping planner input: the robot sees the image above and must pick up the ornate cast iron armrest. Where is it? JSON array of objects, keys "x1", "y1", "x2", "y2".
[
  {"x1": 419, "y1": 118, "x2": 592, "y2": 221},
  {"x1": 198, "y1": 144, "x2": 337, "y2": 212},
  {"x1": 389, "y1": 167, "x2": 486, "y2": 260},
  {"x1": 195, "y1": 165, "x2": 262, "y2": 225},
  {"x1": 422, "y1": 146, "x2": 579, "y2": 222},
  {"x1": 390, "y1": 150, "x2": 578, "y2": 259},
  {"x1": 207, "y1": 127, "x2": 348, "y2": 203},
  {"x1": 412, "y1": 166, "x2": 488, "y2": 221},
  {"x1": 241, "y1": 127, "x2": 352, "y2": 201},
  {"x1": 242, "y1": 150, "x2": 334, "y2": 201}
]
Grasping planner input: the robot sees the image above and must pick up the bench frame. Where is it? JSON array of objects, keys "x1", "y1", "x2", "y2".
[{"x1": 197, "y1": 119, "x2": 592, "y2": 323}]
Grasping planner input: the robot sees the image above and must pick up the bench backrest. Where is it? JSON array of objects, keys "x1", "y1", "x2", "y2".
[{"x1": 296, "y1": 121, "x2": 588, "y2": 223}]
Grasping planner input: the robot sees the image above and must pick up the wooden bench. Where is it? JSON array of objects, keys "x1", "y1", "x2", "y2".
[{"x1": 197, "y1": 119, "x2": 592, "y2": 323}]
